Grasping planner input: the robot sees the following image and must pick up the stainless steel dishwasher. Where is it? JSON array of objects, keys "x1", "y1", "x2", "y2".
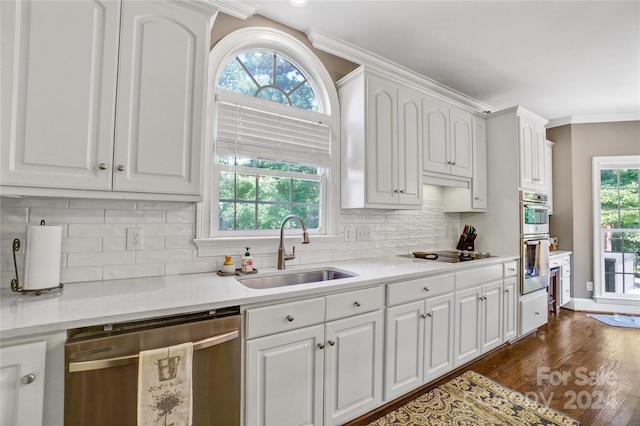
[{"x1": 64, "y1": 306, "x2": 241, "y2": 426}]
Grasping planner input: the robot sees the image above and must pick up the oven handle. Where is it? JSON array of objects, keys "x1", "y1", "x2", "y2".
[
  {"x1": 68, "y1": 329, "x2": 239, "y2": 373},
  {"x1": 523, "y1": 203, "x2": 549, "y2": 210}
]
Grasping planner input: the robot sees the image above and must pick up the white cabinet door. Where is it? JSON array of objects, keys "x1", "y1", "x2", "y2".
[
  {"x1": 384, "y1": 301, "x2": 424, "y2": 400},
  {"x1": 423, "y1": 293, "x2": 455, "y2": 383},
  {"x1": 113, "y1": 0, "x2": 207, "y2": 195},
  {"x1": 503, "y1": 277, "x2": 518, "y2": 341},
  {"x1": 324, "y1": 311, "x2": 383, "y2": 426},
  {"x1": 1, "y1": 0, "x2": 119, "y2": 190},
  {"x1": 449, "y1": 108, "x2": 473, "y2": 178},
  {"x1": 481, "y1": 280, "x2": 503, "y2": 353},
  {"x1": 1, "y1": 341, "x2": 47, "y2": 426},
  {"x1": 546, "y1": 140, "x2": 554, "y2": 214},
  {"x1": 422, "y1": 98, "x2": 450, "y2": 175},
  {"x1": 518, "y1": 114, "x2": 537, "y2": 190},
  {"x1": 471, "y1": 118, "x2": 488, "y2": 210},
  {"x1": 560, "y1": 277, "x2": 571, "y2": 306},
  {"x1": 397, "y1": 88, "x2": 423, "y2": 206},
  {"x1": 246, "y1": 325, "x2": 324, "y2": 426},
  {"x1": 534, "y1": 125, "x2": 548, "y2": 193},
  {"x1": 365, "y1": 77, "x2": 397, "y2": 205},
  {"x1": 453, "y1": 286, "x2": 482, "y2": 367}
]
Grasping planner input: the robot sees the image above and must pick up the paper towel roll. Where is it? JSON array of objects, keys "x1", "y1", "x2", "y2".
[{"x1": 23, "y1": 224, "x2": 62, "y2": 290}]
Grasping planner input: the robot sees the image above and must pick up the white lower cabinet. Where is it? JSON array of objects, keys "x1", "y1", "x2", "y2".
[
  {"x1": 245, "y1": 288, "x2": 384, "y2": 426},
  {"x1": 503, "y1": 277, "x2": 518, "y2": 342},
  {"x1": 384, "y1": 274, "x2": 456, "y2": 400},
  {"x1": 454, "y1": 267, "x2": 505, "y2": 367},
  {"x1": 0, "y1": 341, "x2": 47, "y2": 426},
  {"x1": 520, "y1": 290, "x2": 549, "y2": 335}
]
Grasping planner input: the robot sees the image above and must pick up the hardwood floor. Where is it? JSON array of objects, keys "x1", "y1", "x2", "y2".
[{"x1": 346, "y1": 309, "x2": 640, "y2": 426}]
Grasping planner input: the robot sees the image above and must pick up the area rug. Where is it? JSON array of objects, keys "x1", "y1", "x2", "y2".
[
  {"x1": 368, "y1": 371, "x2": 579, "y2": 425},
  {"x1": 586, "y1": 313, "x2": 640, "y2": 328}
]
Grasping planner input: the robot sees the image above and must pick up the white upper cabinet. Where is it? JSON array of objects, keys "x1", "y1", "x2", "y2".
[
  {"x1": 1, "y1": 0, "x2": 120, "y2": 191},
  {"x1": 518, "y1": 113, "x2": 548, "y2": 193},
  {"x1": 339, "y1": 67, "x2": 423, "y2": 209},
  {"x1": 1, "y1": 0, "x2": 215, "y2": 200},
  {"x1": 422, "y1": 96, "x2": 473, "y2": 180}
]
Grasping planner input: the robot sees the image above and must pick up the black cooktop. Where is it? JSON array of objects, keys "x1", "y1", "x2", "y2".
[{"x1": 412, "y1": 250, "x2": 492, "y2": 263}]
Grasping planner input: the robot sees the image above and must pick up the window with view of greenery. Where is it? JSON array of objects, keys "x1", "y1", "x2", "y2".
[
  {"x1": 215, "y1": 50, "x2": 327, "y2": 233},
  {"x1": 599, "y1": 166, "x2": 640, "y2": 295}
]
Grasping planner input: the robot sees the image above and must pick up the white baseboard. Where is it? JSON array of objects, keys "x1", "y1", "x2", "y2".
[{"x1": 563, "y1": 298, "x2": 640, "y2": 315}]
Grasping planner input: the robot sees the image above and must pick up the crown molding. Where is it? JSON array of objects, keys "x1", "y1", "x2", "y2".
[
  {"x1": 306, "y1": 28, "x2": 494, "y2": 115},
  {"x1": 209, "y1": 0, "x2": 258, "y2": 19},
  {"x1": 547, "y1": 112, "x2": 640, "y2": 129}
]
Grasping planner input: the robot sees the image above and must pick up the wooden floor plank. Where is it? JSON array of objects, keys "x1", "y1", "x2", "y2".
[{"x1": 345, "y1": 310, "x2": 640, "y2": 426}]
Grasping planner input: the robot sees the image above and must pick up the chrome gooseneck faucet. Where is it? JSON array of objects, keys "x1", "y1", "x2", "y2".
[{"x1": 277, "y1": 214, "x2": 310, "y2": 269}]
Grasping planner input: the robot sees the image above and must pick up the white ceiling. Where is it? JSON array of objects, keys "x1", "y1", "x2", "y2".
[{"x1": 244, "y1": 0, "x2": 640, "y2": 121}]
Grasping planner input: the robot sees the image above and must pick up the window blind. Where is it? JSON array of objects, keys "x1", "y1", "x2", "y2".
[{"x1": 215, "y1": 96, "x2": 332, "y2": 167}]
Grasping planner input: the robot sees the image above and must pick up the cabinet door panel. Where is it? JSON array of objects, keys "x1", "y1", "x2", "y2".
[
  {"x1": 325, "y1": 311, "x2": 383, "y2": 426},
  {"x1": 449, "y1": 109, "x2": 473, "y2": 178},
  {"x1": 384, "y1": 301, "x2": 424, "y2": 400},
  {"x1": 397, "y1": 89, "x2": 422, "y2": 205},
  {"x1": 246, "y1": 325, "x2": 324, "y2": 426},
  {"x1": 518, "y1": 115, "x2": 536, "y2": 189},
  {"x1": 366, "y1": 78, "x2": 396, "y2": 205},
  {"x1": 472, "y1": 118, "x2": 488, "y2": 209},
  {"x1": 1, "y1": 0, "x2": 118, "y2": 190},
  {"x1": 503, "y1": 277, "x2": 518, "y2": 341},
  {"x1": 114, "y1": 1, "x2": 206, "y2": 195},
  {"x1": 0, "y1": 341, "x2": 47, "y2": 426},
  {"x1": 422, "y1": 100, "x2": 449, "y2": 174},
  {"x1": 423, "y1": 294, "x2": 454, "y2": 383},
  {"x1": 454, "y1": 287, "x2": 481, "y2": 367},
  {"x1": 481, "y1": 281, "x2": 503, "y2": 353}
]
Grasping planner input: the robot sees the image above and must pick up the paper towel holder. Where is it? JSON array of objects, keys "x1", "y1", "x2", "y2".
[{"x1": 11, "y1": 222, "x2": 64, "y2": 295}]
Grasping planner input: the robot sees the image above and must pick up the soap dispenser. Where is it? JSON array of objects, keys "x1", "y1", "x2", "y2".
[{"x1": 241, "y1": 247, "x2": 254, "y2": 273}]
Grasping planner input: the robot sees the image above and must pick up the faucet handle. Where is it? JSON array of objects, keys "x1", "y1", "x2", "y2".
[{"x1": 284, "y1": 246, "x2": 296, "y2": 261}]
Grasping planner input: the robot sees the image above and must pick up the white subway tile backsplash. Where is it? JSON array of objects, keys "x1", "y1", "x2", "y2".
[
  {"x1": 0, "y1": 186, "x2": 460, "y2": 287},
  {"x1": 103, "y1": 263, "x2": 164, "y2": 280}
]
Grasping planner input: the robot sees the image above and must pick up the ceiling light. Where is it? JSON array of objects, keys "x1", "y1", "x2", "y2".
[{"x1": 289, "y1": 0, "x2": 308, "y2": 7}]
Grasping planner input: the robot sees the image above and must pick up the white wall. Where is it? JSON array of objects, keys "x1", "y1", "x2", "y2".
[{"x1": 1, "y1": 185, "x2": 460, "y2": 286}]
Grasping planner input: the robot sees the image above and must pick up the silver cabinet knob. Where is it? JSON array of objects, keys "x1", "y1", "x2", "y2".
[
  {"x1": 328, "y1": 340, "x2": 335, "y2": 346},
  {"x1": 354, "y1": 301, "x2": 361, "y2": 307},
  {"x1": 98, "y1": 163, "x2": 108, "y2": 170},
  {"x1": 399, "y1": 189, "x2": 405, "y2": 193},
  {"x1": 116, "y1": 164, "x2": 126, "y2": 172},
  {"x1": 21, "y1": 374, "x2": 36, "y2": 385},
  {"x1": 317, "y1": 343, "x2": 325, "y2": 350},
  {"x1": 423, "y1": 287, "x2": 430, "y2": 292},
  {"x1": 286, "y1": 315, "x2": 294, "y2": 322},
  {"x1": 420, "y1": 313, "x2": 427, "y2": 319}
]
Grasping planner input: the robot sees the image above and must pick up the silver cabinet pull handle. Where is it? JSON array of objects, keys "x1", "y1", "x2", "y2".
[
  {"x1": 98, "y1": 163, "x2": 108, "y2": 170},
  {"x1": 354, "y1": 301, "x2": 361, "y2": 307},
  {"x1": 21, "y1": 374, "x2": 36, "y2": 385},
  {"x1": 286, "y1": 315, "x2": 294, "y2": 322},
  {"x1": 68, "y1": 330, "x2": 239, "y2": 373},
  {"x1": 116, "y1": 164, "x2": 126, "y2": 172}
]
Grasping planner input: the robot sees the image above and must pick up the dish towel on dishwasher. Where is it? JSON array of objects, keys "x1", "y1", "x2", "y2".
[
  {"x1": 535, "y1": 240, "x2": 550, "y2": 277},
  {"x1": 138, "y1": 342, "x2": 193, "y2": 426}
]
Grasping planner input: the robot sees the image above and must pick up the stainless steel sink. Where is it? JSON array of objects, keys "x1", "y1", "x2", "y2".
[{"x1": 237, "y1": 268, "x2": 356, "y2": 289}]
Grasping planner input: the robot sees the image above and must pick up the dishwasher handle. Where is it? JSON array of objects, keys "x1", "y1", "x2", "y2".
[{"x1": 68, "y1": 329, "x2": 239, "y2": 373}]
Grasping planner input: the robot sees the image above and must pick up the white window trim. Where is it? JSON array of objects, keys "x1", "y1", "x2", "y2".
[
  {"x1": 592, "y1": 155, "x2": 640, "y2": 304},
  {"x1": 194, "y1": 27, "x2": 341, "y2": 256}
]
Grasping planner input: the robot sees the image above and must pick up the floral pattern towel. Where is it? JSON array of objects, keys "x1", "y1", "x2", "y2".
[{"x1": 138, "y1": 342, "x2": 193, "y2": 426}]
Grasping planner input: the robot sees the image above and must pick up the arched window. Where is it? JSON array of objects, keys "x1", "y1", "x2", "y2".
[
  {"x1": 198, "y1": 27, "x2": 340, "y2": 244},
  {"x1": 217, "y1": 50, "x2": 319, "y2": 111}
]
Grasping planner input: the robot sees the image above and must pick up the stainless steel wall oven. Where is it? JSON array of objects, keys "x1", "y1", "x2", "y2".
[{"x1": 520, "y1": 191, "x2": 550, "y2": 295}]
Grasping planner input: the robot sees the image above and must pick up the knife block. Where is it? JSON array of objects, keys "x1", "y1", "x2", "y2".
[{"x1": 456, "y1": 235, "x2": 474, "y2": 251}]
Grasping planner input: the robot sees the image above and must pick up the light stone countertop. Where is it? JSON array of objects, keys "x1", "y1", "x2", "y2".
[
  {"x1": 0, "y1": 254, "x2": 518, "y2": 340},
  {"x1": 549, "y1": 250, "x2": 572, "y2": 258}
]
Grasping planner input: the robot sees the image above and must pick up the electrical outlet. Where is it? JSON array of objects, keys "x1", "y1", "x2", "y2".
[
  {"x1": 127, "y1": 228, "x2": 143, "y2": 251},
  {"x1": 586, "y1": 281, "x2": 594, "y2": 291},
  {"x1": 356, "y1": 226, "x2": 372, "y2": 241}
]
